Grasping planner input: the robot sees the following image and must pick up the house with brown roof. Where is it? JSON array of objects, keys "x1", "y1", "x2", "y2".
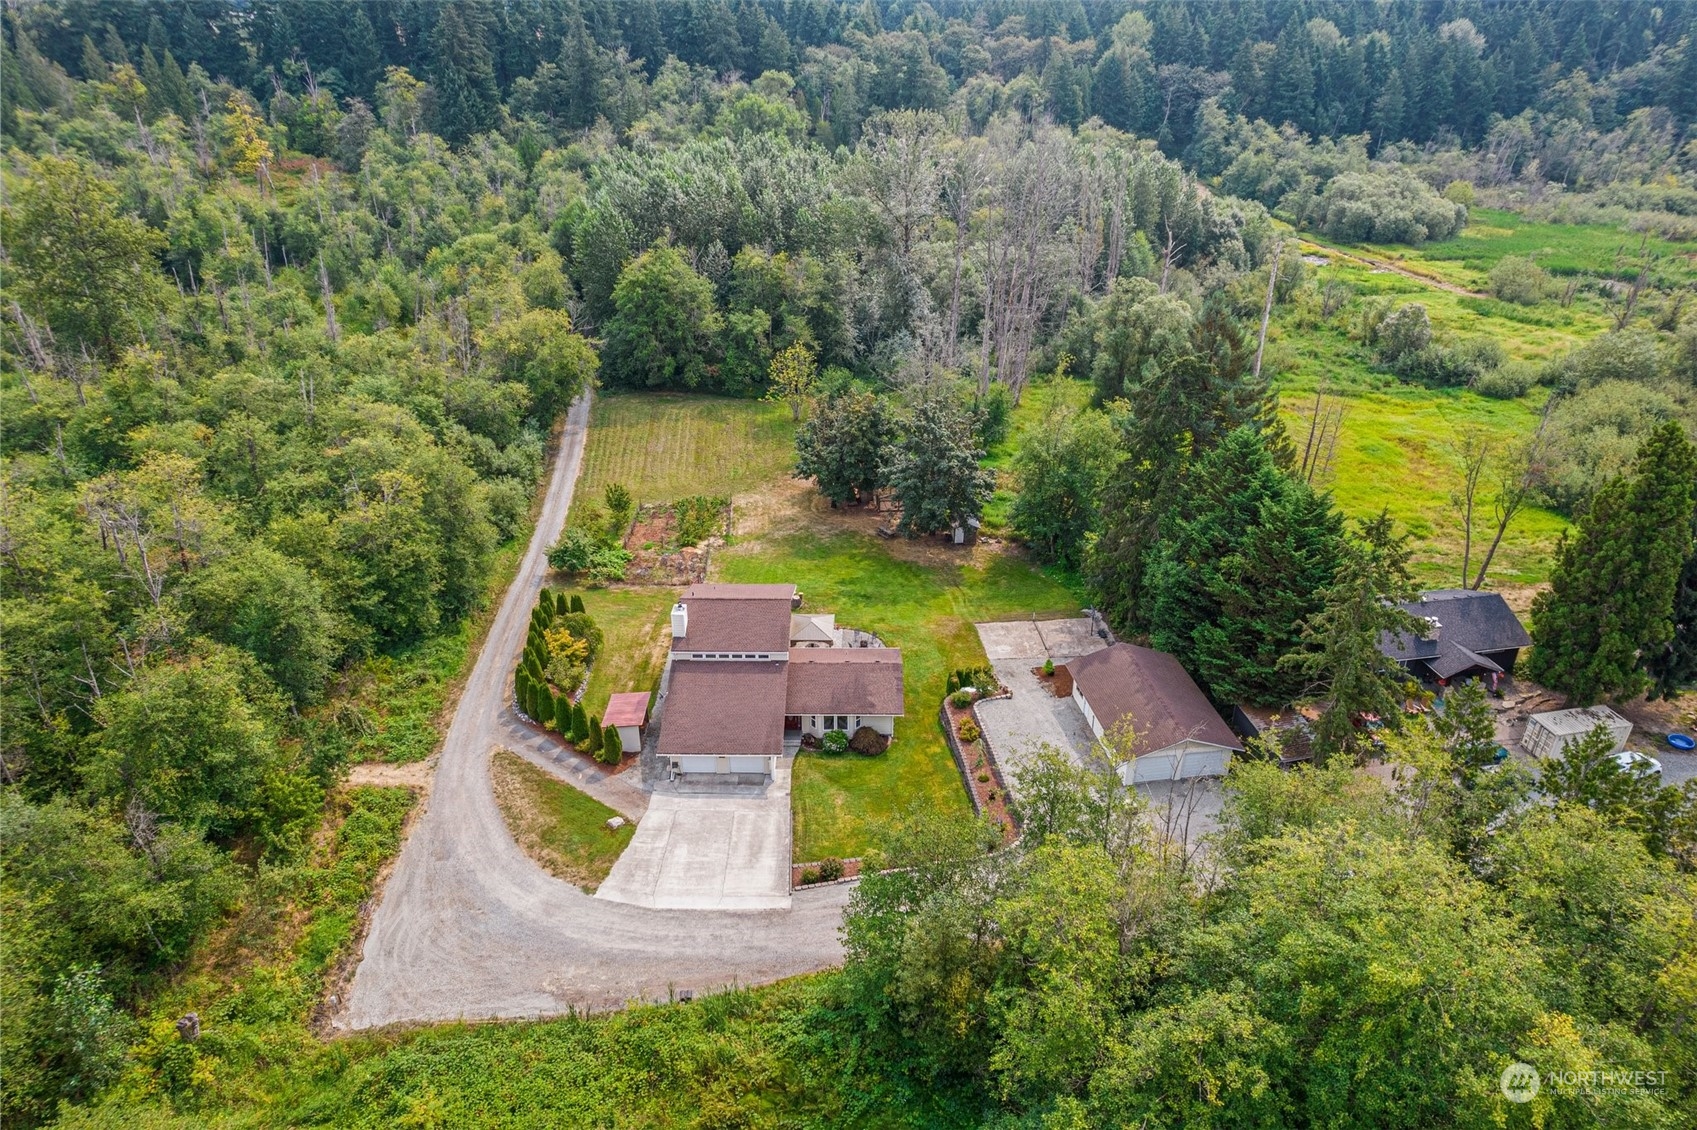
[
  {"x1": 656, "y1": 583, "x2": 903, "y2": 778},
  {"x1": 1064, "y1": 643, "x2": 1243, "y2": 783}
]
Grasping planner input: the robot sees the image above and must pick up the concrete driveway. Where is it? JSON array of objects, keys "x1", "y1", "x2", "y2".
[
  {"x1": 337, "y1": 395, "x2": 848, "y2": 1031},
  {"x1": 973, "y1": 619, "x2": 1104, "y2": 788},
  {"x1": 596, "y1": 762, "x2": 793, "y2": 910}
]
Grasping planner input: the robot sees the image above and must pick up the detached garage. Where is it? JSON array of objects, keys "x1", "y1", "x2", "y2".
[{"x1": 1066, "y1": 643, "x2": 1243, "y2": 783}]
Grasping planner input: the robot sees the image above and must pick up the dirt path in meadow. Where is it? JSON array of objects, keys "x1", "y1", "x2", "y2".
[{"x1": 1303, "y1": 239, "x2": 1490, "y2": 298}]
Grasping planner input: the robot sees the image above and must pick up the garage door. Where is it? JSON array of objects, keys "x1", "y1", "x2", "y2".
[
  {"x1": 1178, "y1": 748, "x2": 1230, "y2": 778},
  {"x1": 1127, "y1": 753, "x2": 1178, "y2": 783}
]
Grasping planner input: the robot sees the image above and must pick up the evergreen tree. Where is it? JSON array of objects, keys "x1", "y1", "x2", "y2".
[
  {"x1": 602, "y1": 721, "x2": 624, "y2": 763},
  {"x1": 570, "y1": 594, "x2": 585, "y2": 614},
  {"x1": 1646, "y1": 542, "x2": 1697, "y2": 700},
  {"x1": 1146, "y1": 427, "x2": 1345, "y2": 704},
  {"x1": 570, "y1": 701, "x2": 590, "y2": 744},
  {"x1": 1432, "y1": 679, "x2": 1500, "y2": 770},
  {"x1": 585, "y1": 714, "x2": 604, "y2": 755},
  {"x1": 1528, "y1": 423, "x2": 1697, "y2": 702},
  {"x1": 428, "y1": 2, "x2": 500, "y2": 145},
  {"x1": 534, "y1": 689, "x2": 555, "y2": 728},
  {"x1": 885, "y1": 394, "x2": 996, "y2": 537},
  {"x1": 1280, "y1": 512, "x2": 1420, "y2": 763}
]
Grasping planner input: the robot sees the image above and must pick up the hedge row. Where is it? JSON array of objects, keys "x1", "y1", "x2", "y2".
[{"x1": 514, "y1": 591, "x2": 622, "y2": 766}]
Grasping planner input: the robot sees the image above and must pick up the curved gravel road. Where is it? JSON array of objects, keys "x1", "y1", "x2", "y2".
[{"x1": 337, "y1": 393, "x2": 851, "y2": 1031}]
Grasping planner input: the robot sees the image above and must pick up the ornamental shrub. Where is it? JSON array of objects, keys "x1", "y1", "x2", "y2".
[
  {"x1": 799, "y1": 867, "x2": 821, "y2": 885},
  {"x1": 533, "y1": 693, "x2": 555, "y2": 728},
  {"x1": 570, "y1": 702, "x2": 589, "y2": 744},
  {"x1": 585, "y1": 714, "x2": 604, "y2": 754},
  {"x1": 818, "y1": 857, "x2": 845, "y2": 882},
  {"x1": 848, "y1": 726, "x2": 888, "y2": 756},
  {"x1": 570, "y1": 594, "x2": 585, "y2": 613},
  {"x1": 957, "y1": 718, "x2": 981, "y2": 744},
  {"x1": 601, "y1": 723, "x2": 624, "y2": 764},
  {"x1": 822, "y1": 729, "x2": 850, "y2": 755},
  {"x1": 950, "y1": 690, "x2": 975, "y2": 709}
]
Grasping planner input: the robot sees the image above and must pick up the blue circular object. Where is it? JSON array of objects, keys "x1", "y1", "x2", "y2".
[{"x1": 1667, "y1": 733, "x2": 1695, "y2": 751}]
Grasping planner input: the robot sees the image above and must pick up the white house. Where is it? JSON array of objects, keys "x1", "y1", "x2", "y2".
[
  {"x1": 655, "y1": 584, "x2": 903, "y2": 779},
  {"x1": 1065, "y1": 643, "x2": 1243, "y2": 783}
]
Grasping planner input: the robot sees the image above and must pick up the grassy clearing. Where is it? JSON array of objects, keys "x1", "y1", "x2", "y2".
[
  {"x1": 571, "y1": 392, "x2": 798, "y2": 520},
  {"x1": 1265, "y1": 249, "x2": 1591, "y2": 586},
  {"x1": 1363, "y1": 207, "x2": 1697, "y2": 292},
  {"x1": 565, "y1": 585, "x2": 678, "y2": 720},
  {"x1": 719, "y1": 530, "x2": 1081, "y2": 861},
  {"x1": 489, "y1": 751, "x2": 634, "y2": 891}
]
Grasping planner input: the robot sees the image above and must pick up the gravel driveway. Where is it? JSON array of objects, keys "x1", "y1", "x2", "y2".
[{"x1": 337, "y1": 394, "x2": 849, "y2": 1031}]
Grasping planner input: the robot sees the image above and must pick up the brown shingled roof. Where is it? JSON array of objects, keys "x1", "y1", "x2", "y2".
[
  {"x1": 785, "y1": 650, "x2": 905, "y2": 716},
  {"x1": 656, "y1": 661, "x2": 787, "y2": 756},
  {"x1": 1066, "y1": 643, "x2": 1242, "y2": 756},
  {"x1": 673, "y1": 584, "x2": 794, "y2": 654}
]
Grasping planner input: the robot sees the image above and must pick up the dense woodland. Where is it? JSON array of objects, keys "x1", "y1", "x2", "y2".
[{"x1": 3, "y1": 1, "x2": 1697, "y2": 1126}]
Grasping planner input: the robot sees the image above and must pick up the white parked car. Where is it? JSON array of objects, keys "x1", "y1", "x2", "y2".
[{"x1": 1614, "y1": 750, "x2": 1662, "y2": 779}]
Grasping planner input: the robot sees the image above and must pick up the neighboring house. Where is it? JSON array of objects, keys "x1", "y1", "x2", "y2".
[
  {"x1": 657, "y1": 583, "x2": 903, "y2": 779},
  {"x1": 1523, "y1": 705, "x2": 1633, "y2": 759},
  {"x1": 602, "y1": 691, "x2": 650, "y2": 754},
  {"x1": 1379, "y1": 589, "x2": 1532, "y2": 686},
  {"x1": 1065, "y1": 643, "x2": 1243, "y2": 783}
]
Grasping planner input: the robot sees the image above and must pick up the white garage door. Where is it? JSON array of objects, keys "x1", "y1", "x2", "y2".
[{"x1": 1178, "y1": 748, "x2": 1231, "y2": 778}]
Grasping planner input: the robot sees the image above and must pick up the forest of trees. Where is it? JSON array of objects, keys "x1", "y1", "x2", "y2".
[{"x1": 3, "y1": 1, "x2": 1697, "y2": 1126}]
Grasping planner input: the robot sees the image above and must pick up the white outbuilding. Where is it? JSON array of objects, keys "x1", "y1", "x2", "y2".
[
  {"x1": 1522, "y1": 705, "x2": 1633, "y2": 759},
  {"x1": 1065, "y1": 643, "x2": 1243, "y2": 783}
]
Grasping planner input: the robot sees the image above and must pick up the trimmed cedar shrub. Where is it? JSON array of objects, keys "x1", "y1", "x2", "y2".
[
  {"x1": 585, "y1": 714, "x2": 604, "y2": 755},
  {"x1": 601, "y1": 723, "x2": 624, "y2": 764},
  {"x1": 570, "y1": 593, "x2": 585, "y2": 613}
]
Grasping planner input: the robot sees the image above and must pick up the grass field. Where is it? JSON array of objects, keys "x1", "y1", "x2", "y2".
[
  {"x1": 1362, "y1": 207, "x2": 1697, "y2": 293},
  {"x1": 490, "y1": 751, "x2": 635, "y2": 891},
  {"x1": 720, "y1": 531, "x2": 1080, "y2": 861},
  {"x1": 568, "y1": 585, "x2": 677, "y2": 720},
  {"x1": 571, "y1": 391, "x2": 798, "y2": 520}
]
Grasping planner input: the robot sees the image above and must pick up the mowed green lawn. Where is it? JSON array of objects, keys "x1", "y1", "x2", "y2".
[
  {"x1": 571, "y1": 391, "x2": 798, "y2": 519},
  {"x1": 718, "y1": 531, "x2": 1081, "y2": 861},
  {"x1": 564, "y1": 585, "x2": 678, "y2": 720}
]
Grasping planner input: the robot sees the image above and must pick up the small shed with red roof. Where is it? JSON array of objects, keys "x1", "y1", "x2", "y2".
[{"x1": 603, "y1": 691, "x2": 651, "y2": 754}]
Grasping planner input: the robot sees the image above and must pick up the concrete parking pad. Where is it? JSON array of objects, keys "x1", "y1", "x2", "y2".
[
  {"x1": 595, "y1": 762, "x2": 793, "y2": 910},
  {"x1": 1035, "y1": 618, "x2": 1107, "y2": 661},
  {"x1": 977, "y1": 619, "x2": 1047, "y2": 660},
  {"x1": 976, "y1": 659, "x2": 1098, "y2": 787}
]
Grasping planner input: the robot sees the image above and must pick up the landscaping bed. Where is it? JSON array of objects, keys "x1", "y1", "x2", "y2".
[
  {"x1": 941, "y1": 687, "x2": 1018, "y2": 845},
  {"x1": 620, "y1": 496, "x2": 730, "y2": 586},
  {"x1": 791, "y1": 857, "x2": 863, "y2": 887}
]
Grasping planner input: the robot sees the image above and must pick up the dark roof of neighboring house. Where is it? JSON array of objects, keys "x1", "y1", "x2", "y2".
[
  {"x1": 603, "y1": 691, "x2": 650, "y2": 729},
  {"x1": 656, "y1": 661, "x2": 787, "y2": 756},
  {"x1": 1380, "y1": 589, "x2": 1531, "y2": 668},
  {"x1": 786, "y1": 650, "x2": 905, "y2": 716},
  {"x1": 1066, "y1": 643, "x2": 1243, "y2": 756},
  {"x1": 673, "y1": 583, "x2": 795, "y2": 653}
]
